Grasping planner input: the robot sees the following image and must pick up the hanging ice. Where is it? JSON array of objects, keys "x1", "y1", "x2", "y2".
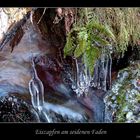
[
  {"x1": 29, "y1": 57, "x2": 51, "y2": 122},
  {"x1": 71, "y1": 47, "x2": 112, "y2": 97},
  {"x1": 71, "y1": 55, "x2": 92, "y2": 97},
  {"x1": 91, "y1": 50, "x2": 112, "y2": 91}
]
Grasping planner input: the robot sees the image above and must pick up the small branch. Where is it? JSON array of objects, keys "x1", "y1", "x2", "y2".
[{"x1": 37, "y1": 8, "x2": 47, "y2": 25}]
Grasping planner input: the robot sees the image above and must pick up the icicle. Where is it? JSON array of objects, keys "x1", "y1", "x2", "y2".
[
  {"x1": 98, "y1": 60, "x2": 102, "y2": 89},
  {"x1": 91, "y1": 48, "x2": 112, "y2": 92},
  {"x1": 28, "y1": 58, "x2": 51, "y2": 123},
  {"x1": 27, "y1": 21, "x2": 51, "y2": 122},
  {"x1": 72, "y1": 55, "x2": 91, "y2": 97},
  {"x1": 71, "y1": 47, "x2": 113, "y2": 96},
  {"x1": 83, "y1": 54, "x2": 90, "y2": 93},
  {"x1": 98, "y1": 51, "x2": 105, "y2": 90},
  {"x1": 107, "y1": 54, "x2": 112, "y2": 90},
  {"x1": 29, "y1": 58, "x2": 44, "y2": 107},
  {"x1": 109, "y1": 55, "x2": 112, "y2": 88},
  {"x1": 102, "y1": 54, "x2": 109, "y2": 91},
  {"x1": 28, "y1": 57, "x2": 52, "y2": 123},
  {"x1": 72, "y1": 57, "x2": 79, "y2": 90},
  {"x1": 92, "y1": 60, "x2": 99, "y2": 88}
]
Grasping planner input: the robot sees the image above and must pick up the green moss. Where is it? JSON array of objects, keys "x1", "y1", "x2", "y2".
[
  {"x1": 114, "y1": 73, "x2": 133, "y2": 122},
  {"x1": 113, "y1": 66, "x2": 140, "y2": 122},
  {"x1": 64, "y1": 28, "x2": 81, "y2": 57},
  {"x1": 116, "y1": 111, "x2": 126, "y2": 122},
  {"x1": 115, "y1": 88, "x2": 127, "y2": 122},
  {"x1": 74, "y1": 8, "x2": 140, "y2": 56}
]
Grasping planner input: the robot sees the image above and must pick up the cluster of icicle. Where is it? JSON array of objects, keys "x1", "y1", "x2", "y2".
[
  {"x1": 72, "y1": 49, "x2": 112, "y2": 97},
  {"x1": 72, "y1": 57, "x2": 92, "y2": 97},
  {"x1": 91, "y1": 52, "x2": 112, "y2": 91}
]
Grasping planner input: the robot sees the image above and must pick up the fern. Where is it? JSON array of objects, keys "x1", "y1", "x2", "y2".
[
  {"x1": 64, "y1": 30, "x2": 77, "y2": 57},
  {"x1": 91, "y1": 34, "x2": 111, "y2": 46},
  {"x1": 64, "y1": 19, "x2": 114, "y2": 75},
  {"x1": 87, "y1": 20, "x2": 115, "y2": 39},
  {"x1": 74, "y1": 27, "x2": 88, "y2": 57},
  {"x1": 84, "y1": 46, "x2": 101, "y2": 75}
]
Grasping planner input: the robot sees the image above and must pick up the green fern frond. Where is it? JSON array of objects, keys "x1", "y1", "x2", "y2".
[
  {"x1": 85, "y1": 46, "x2": 101, "y2": 75},
  {"x1": 64, "y1": 12, "x2": 115, "y2": 75},
  {"x1": 64, "y1": 33, "x2": 75, "y2": 57},
  {"x1": 74, "y1": 28, "x2": 88, "y2": 58},
  {"x1": 87, "y1": 20, "x2": 116, "y2": 41},
  {"x1": 91, "y1": 34, "x2": 111, "y2": 47}
]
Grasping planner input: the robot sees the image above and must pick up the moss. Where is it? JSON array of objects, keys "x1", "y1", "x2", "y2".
[
  {"x1": 74, "y1": 8, "x2": 140, "y2": 56},
  {"x1": 64, "y1": 8, "x2": 140, "y2": 77},
  {"x1": 116, "y1": 111, "x2": 126, "y2": 122},
  {"x1": 115, "y1": 88, "x2": 127, "y2": 122},
  {"x1": 112, "y1": 65, "x2": 140, "y2": 122},
  {"x1": 114, "y1": 70, "x2": 133, "y2": 122}
]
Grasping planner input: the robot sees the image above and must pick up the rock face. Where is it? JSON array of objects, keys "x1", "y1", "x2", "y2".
[
  {"x1": 0, "y1": 95, "x2": 40, "y2": 122},
  {"x1": 0, "y1": 94, "x2": 90, "y2": 122},
  {"x1": 77, "y1": 87, "x2": 106, "y2": 122},
  {"x1": 104, "y1": 62, "x2": 140, "y2": 122},
  {"x1": 0, "y1": 8, "x2": 104, "y2": 123}
]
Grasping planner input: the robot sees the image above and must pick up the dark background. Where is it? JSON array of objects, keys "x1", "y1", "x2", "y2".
[
  {"x1": 0, "y1": 0, "x2": 140, "y2": 7},
  {"x1": 0, "y1": 123, "x2": 140, "y2": 138}
]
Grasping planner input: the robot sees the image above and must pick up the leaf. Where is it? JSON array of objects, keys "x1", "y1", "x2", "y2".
[
  {"x1": 64, "y1": 34, "x2": 75, "y2": 57},
  {"x1": 87, "y1": 20, "x2": 116, "y2": 43},
  {"x1": 85, "y1": 46, "x2": 101, "y2": 75},
  {"x1": 91, "y1": 34, "x2": 111, "y2": 46},
  {"x1": 74, "y1": 29, "x2": 88, "y2": 58},
  {"x1": 104, "y1": 24, "x2": 116, "y2": 41}
]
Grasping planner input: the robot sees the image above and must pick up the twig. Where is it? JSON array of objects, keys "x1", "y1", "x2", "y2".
[{"x1": 37, "y1": 8, "x2": 46, "y2": 25}]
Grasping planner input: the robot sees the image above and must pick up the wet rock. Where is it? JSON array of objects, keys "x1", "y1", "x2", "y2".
[
  {"x1": 104, "y1": 62, "x2": 140, "y2": 122},
  {"x1": 126, "y1": 112, "x2": 133, "y2": 120},
  {"x1": 0, "y1": 95, "x2": 39, "y2": 122},
  {"x1": 77, "y1": 88, "x2": 106, "y2": 122}
]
